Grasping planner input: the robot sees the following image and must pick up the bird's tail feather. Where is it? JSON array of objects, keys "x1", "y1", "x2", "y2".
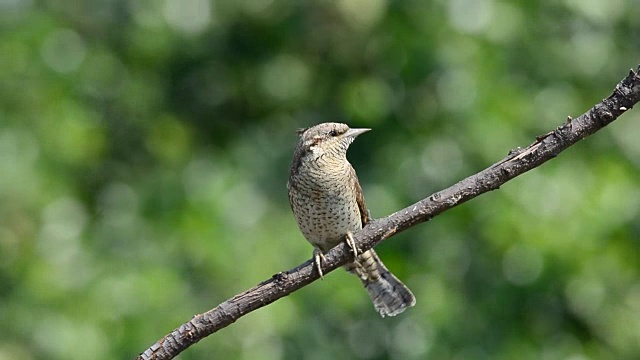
[{"x1": 346, "y1": 249, "x2": 416, "y2": 317}]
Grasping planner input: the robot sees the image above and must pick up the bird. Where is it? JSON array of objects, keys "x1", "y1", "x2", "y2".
[{"x1": 287, "y1": 122, "x2": 416, "y2": 317}]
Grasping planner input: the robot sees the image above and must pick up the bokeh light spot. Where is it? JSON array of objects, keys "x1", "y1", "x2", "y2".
[
  {"x1": 163, "y1": 0, "x2": 211, "y2": 34},
  {"x1": 342, "y1": 77, "x2": 392, "y2": 123},
  {"x1": 436, "y1": 68, "x2": 477, "y2": 112},
  {"x1": 336, "y1": 0, "x2": 387, "y2": 31},
  {"x1": 502, "y1": 244, "x2": 544, "y2": 285},
  {"x1": 259, "y1": 54, "x2": 311, "y2": 102},
  {"x1": 40, "y1": 29, "x2": 86, "y2": 73},
  {"x1": 448, "y1": 0, "x2": 494, "y2": 34}
]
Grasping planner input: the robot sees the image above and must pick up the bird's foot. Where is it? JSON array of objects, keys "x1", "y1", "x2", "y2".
[
  {"x1": 345, "y1": 231, "x2": 358, "y2": 258},
  {"x1": 313, "y1": 248, "x2": 327, "y2": 279}
]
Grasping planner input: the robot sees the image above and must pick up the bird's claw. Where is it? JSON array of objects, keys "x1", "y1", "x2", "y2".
[
  {"x1": 346, "y1": 231, "x2": 358, "y2": 258},
  {"x1": 313, "y1": 248, "x2": 327, "y2": 279}
]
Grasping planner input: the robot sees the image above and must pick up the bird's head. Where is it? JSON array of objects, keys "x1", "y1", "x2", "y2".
[{"x1": 295, "y1": 122, "x2": 370, "y2": 160}]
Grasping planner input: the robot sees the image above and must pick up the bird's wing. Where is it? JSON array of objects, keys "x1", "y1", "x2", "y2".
[{"x1": 351, "y1": 166, "x2": 370, "y2": 226}]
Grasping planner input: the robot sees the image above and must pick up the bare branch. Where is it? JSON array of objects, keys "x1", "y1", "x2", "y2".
[{"x1": 136, "y1": 66, "x2": 640, "y2": 360}]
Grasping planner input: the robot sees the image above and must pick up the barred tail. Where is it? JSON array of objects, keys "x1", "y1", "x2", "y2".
[{"x1": 345, "y1": 249, "x2": 416, "y2": 317}]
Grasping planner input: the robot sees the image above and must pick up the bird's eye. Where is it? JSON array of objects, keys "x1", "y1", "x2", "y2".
[{"x1": 329, "y1": 129, "x2": 338, "y2": 137}]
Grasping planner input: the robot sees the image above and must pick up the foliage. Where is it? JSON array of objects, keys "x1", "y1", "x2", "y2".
[{"x1": 0, "y1": 1, "x2": 639, "y2": 359}]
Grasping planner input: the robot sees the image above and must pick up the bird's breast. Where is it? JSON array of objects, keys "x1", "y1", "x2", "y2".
[{"x1": 289, "y1": 166, "x2": 362, "y2": 251}]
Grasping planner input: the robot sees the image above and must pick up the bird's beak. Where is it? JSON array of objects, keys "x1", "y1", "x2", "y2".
[{"x1": 345, "y1": 128, "x2": 371, "y2": 138}]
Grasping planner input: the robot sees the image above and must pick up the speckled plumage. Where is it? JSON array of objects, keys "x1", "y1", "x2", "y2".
[{"x1": 287, "y1": 122, "x2": 416, "y2": 317}]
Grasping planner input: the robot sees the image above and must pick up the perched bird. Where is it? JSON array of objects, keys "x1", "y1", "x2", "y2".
[{"x1": 287, "y1": 122, "x2": 416, "y2": 317}]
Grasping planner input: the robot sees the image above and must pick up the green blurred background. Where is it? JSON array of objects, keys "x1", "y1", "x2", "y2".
[{"x1": 1, "y1": 0, "x2": 640, "y2": 359}]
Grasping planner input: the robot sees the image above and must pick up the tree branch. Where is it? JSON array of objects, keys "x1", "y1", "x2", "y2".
[{"x1": 136, "y1": 66, "x2": 640, "y2": 360}]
